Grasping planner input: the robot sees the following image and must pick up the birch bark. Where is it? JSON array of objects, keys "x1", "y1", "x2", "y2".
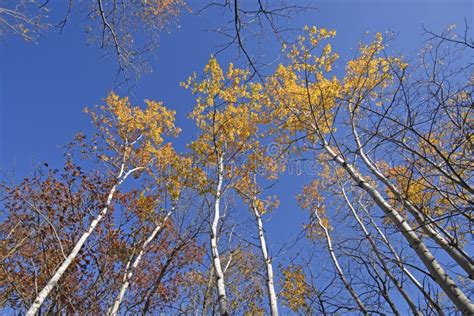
[
  {"x1": 252, "y1": 204, "x2": 279, "y2": 316},
  {"x1": 313, "y1": 208, "x2": 368, "y2": 314},
  {"x1": 349, "y1": 111, "x2": 474, "y2": 279},
  {"x1": 322, "y1": 142, "x2": 473, "y2": 313},
  {"x1": 211, "y1": 155, "x2": 228, "y2": 315},
  {"x1": 340, "y1": 185, "x2": 420, "y2": 315},
  {"x1": 108, "y1": 209, "x2": 173, "y2": 316}
]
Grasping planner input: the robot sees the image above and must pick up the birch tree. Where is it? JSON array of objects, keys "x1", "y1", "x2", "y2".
[
  {"x1": 25, "y1": 92, "x2": 180, "y2": 315},
  {"x1": 266, "y1": 26, "x2": 473, "y2": 313},
  {"x1": 234, "y1": 151, "x2": 283, "y2": 316},
  {"x1": 184, "y1": 57, "x2": 267, "y2": 315},
  {"x1": 108, "y1": 146, "x2": 205, "y2": 315},
  {"x1": 299, "y1": 179, "x2": 368, "y2": 314}
]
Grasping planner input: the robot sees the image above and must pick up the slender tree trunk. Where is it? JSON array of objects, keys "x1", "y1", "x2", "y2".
[
  {"x1": 252, "y1": 204, "x2": 279, "y2": 316},
  {"x1": 358, "y1": 202, "x2": 444, "y2": 315},
  {"x1": 313, "y1": 208, "x2": 368, "y2": 314},
  {"x1": 26, "y1": 163, "x2": 139, "y2": 316},
  {"x1": 108, "y1": 209, "x2": 173, "y2": 316},
  {"x1": 349, "y1": 115, "x2": 474, "y2": 279},
  {"x1": 322, "y1": 143, "x2": 474, "y2": 314},
  {"x1": 210, "y1": 155, "x2": 228, "y2": 315},
  {"x1": 340, "y1": 185, "x2": 421, "y2": 315}
]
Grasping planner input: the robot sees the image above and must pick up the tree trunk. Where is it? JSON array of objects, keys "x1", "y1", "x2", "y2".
[
  {"x1": 340, "y1": 185, "x2": 420, "y2": 315},
  {"x1": 358, "y1": 202, "x2": 444, "y2": 315},
  {"x1": 108, "y1": 209, "x2": 173, "y2": 316},
  {"x1": 313, "y1": 208, "x2": 368, "y2": 314},
  {"x1": 252, "y1": 205, "x2": 279, "y2": 316},
  {"x1": 210, "y1": 155, "x2": 228, "y2": 315},
  {"x1": 322, "y1": 143, "x2": 474, "y2": 314},
  {"x1": 349, "y1": 115, "x2": 474, "y2": 279},
  {"x1": 26, "y1": 162, "x2": 139, "y2": 316}
]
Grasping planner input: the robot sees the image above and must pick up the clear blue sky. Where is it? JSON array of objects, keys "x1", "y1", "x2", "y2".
[{"x1": 0, "y1": 0, "x2": 472, "y2": 307}]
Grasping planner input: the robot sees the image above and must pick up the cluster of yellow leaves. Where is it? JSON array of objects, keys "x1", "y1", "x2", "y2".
[
  {"x1": 343, "y1": 33, "x2": 406, "y2": 104},
  {"x1": 243, "y1": 304, "x2": 264, "y2": 316},
  {"x1": 135, "y1": 193, "x2": 157, "y2": 221},
  {"x1": 254, "y1": 196, "x2": 279, "y2": 217},
  {"x1": 84, "y1": 92, "x2": 200, "y2": 204},
  {"x1": 267, "y1": 27, "x2": 409, "y2": 146},
  {"x1": 85, "y1": 92, "x2": 179, "y2": 162},
  {"x1": 388, "y1": 166, "x2": 427, "y2": 205},
  {"x1": 148, "y1": 143, "x2": 209, "y2": 201},
  {"x1": 167, "y1": 155, "x2": 208, "y2": 200},
  {"x1": 120, "y1": 0, "x2": 187, "y2": 41},
  {"x1": 280, "y1": 265, "x2": 310, "y2": 313},
  {"x1": 183, "y1": 58, "x2": 266, "y2": 162},
  {"x1": 266, "y1": 27, "x2": 341, "y2": 137},
  {"x1": 289, "y1": 26, "x2": 338, "y2": 72},
  {"x1": 140, "y1": 0, "x2": 185, "y2": 19}
]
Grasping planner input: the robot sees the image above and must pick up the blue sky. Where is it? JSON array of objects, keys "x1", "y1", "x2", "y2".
[{"x1": 0, "y1": 1, "x2": 472, "y2": 311}]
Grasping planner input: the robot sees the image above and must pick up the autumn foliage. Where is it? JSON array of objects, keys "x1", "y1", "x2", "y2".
[{"x1": 1, "y1": 22, "x2": 473, "y2": 315}]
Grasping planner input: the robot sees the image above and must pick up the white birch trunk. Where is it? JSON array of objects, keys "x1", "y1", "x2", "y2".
[
  {"x1": 108, "y1": 209, "x2": 173, "y2": 316},
  {"x1": 358, "y1": 202, "x2": 445, "y2": 315},
  {"x1": 340, "y1": 186, "x2": 420, "y2": 315},
  {"x1": 313, "y1": 208, "x2": 368, "y2": 314},
  {"x1": 349, "y1": 114, "x2": 474, "y2": 279},
  {"x1": 322, "y1": 143, "x2": 474, "y2": 313},
  {"x1": 252, "y1": 204, "x2": 279, "y2": 316},
  {"x1": 211, "y1": 155, "x2": 228, "y2": 315}
]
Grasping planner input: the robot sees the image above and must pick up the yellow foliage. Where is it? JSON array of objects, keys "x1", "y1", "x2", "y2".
[
  {"x1": 266, "y1": 27, "x2": 341, "y2": 137},
  {"x1": 84, "y1": 92, "x2": 199, "y2": 205},
  {"x1": 266, "y1": 28, "x2": 408, "y2": 145},
  {"x1": 183, "y1": 57, "x2": 266, "y2": 164},
  {"x1": 280, "y1": 265, "x2": 310, "y2": 313},
  {"x1": 85, "y1": 92, "x2": 180, "y2": 167},
  {"x1": 343, "y1": 33, "x2": 406, "y2": 106}
]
